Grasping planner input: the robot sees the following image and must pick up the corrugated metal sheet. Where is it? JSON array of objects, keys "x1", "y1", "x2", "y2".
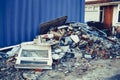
[{"x1": 0, "y1": 0, "x2": 84, "y2": 48}]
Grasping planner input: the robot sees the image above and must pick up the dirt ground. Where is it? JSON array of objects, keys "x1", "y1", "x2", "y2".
[{"x1": 35, "y1": 59, "x2": 120, "y2": 80}]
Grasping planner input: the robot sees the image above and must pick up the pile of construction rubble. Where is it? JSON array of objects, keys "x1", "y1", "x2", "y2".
[
  {"x1": 0, "y1": 22, "x2": 120, "y2": 80},
  {"x1": 49, "y1": 22, "x2": 120, "y2": 60}
]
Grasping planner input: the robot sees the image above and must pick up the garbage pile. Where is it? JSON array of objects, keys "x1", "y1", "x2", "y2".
[
  {"x1": 0, "y1": 22, "x2": 120, "y2": 79},
  {"x1": 49, "y1": 22, "x2": 120, "y2": 60}
]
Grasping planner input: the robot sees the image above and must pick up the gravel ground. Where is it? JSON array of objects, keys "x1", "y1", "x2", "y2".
[{"x1": 37, "y1": 59, "x2": 120, "y2": 80}]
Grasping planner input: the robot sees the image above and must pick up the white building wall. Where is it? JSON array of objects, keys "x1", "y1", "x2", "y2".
[
  {"x1": 112, "y1": 6, "x2": 119, "y2": 26},
  {"x1": 85, "y1": 5, "x2": 100, "y2": 22}
]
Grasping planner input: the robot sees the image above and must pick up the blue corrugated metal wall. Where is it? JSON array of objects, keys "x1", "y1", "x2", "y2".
[{"x1": 0, "y1": 0, "x2": 84, "y2": 48}]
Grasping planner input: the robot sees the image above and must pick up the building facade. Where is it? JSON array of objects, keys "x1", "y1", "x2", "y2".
[{"x1": 85, "y1": 0, "x2": 120, "y2": 29}]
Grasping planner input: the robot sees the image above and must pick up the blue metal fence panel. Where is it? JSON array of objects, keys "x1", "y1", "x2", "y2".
[
  {"x1": 40, "y1": 0, "x2": 84, "y2": 23},
  {"x1": 0, "y1": 0, "x2": 84, "y2": 48},
  {"x1": 0, "y1": 0, "x2": 6, "y2": 47}
]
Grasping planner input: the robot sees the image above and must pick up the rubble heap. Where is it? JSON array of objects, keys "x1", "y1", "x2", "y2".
[
  {"x1": 50, "y1": 22, "x2": 120, "y2": 60},
  {"x1": 0, "y1": 22, "x2": 120, "y2": 80}
]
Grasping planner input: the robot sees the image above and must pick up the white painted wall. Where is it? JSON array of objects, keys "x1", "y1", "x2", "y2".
[
  {"x1": 112, "y1": 6, "x2": 119, "y2": 26},
  {"x1": 85, "y1": 5, "x2": 100, "y2": 22},
  {"x1": 85, "y1": 4, "x2": 120, "y2": 27}
]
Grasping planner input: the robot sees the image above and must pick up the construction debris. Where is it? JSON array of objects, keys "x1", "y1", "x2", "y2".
[
  {"x1": 15, "y1": 42, "x2": 52, "y2": 69},
  {"x1": 0, "y1": 22, "x2": 120, "y2": 79}
]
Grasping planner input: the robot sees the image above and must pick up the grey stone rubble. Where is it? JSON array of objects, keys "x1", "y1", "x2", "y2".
[{"x1": 0, "y1": 22, "x2": 120, "y2": 80}]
